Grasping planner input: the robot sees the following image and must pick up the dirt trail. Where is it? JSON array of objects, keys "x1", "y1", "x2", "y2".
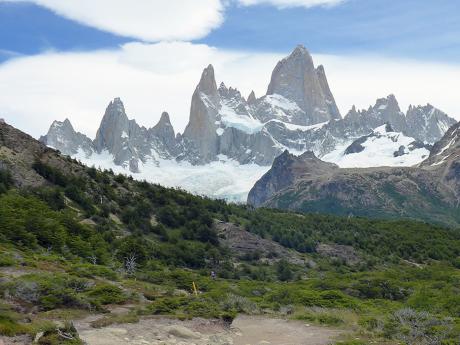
[
  {"x1": 75, "y1": 314, "x2": 344, "y2": 345},
  {"x1": 232, "y1": 315, "x2": 343, "y2": 345}
]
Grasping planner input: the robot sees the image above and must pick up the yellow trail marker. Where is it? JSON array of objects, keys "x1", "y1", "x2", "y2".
[{"x1": 192, "y1": 281, "x2": 198, "y2": 296}]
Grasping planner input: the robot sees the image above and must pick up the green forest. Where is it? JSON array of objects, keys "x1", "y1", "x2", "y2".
[{"x1": 0, "y1": 160, "x2": 459, "y2": 345}]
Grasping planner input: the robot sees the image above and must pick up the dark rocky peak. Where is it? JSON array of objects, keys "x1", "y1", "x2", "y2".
[
  {"x1": 154, "y1": 111, "x2": 173, "y2": 129},
  {"x1": 40, "y1": 117, "x2": 94, "y2": 157},
  {"x1": 406, "y1": 103, "x2": 457, "y2": 143},
  {"x1": 151, "y1": 111, "x2": 175, "y2": 144},
  {"x1": 196, "y1": 64, "x2": 218, "y2": 103},
  {"x1": 247, "y1": 149, "x2": 338, "y2": 207},
  {"x1": 61, "y1": 118, "x2": 73, "y2": 129},
  {"x1": 247, "y1": 90, "x2": 257, "y2": 105},
  {"x1": 94, "y1": 97, "x2": 132, "y2": 153},
  {"x1": 291, "y1": 44, "x2": 312, "y2": 58},
  {"x1": 266, "y1": 45, "x2": 340, "y2": 124},
  {"x1": 272, "y1": 149, "x2": 295, "y2": 166},
  {"x1": 364, "y1": 94, "x2": 406, "y2": 132},
  {"x1": 373, "y1": 94, "x2": 402, "y2": 115},
  {"x1": 273, "y1": 150, "x2": 337, "y2": 174},
  {"x1": 218, "y1": 82, "x2": 244, "y2": 101},
  {"x1": 343, "y1": 105, "x2": 360, "y2": 121},
  {"x1": 100, "y1": 97, "x2": 130, "y2": 128},
  {"x1": 218, "y1": 82, "x2": 228, "y2": 94}
]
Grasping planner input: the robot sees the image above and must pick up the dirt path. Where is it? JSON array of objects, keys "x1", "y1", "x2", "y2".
[
  {"x1": 75, "y1": 314, "x2": 344, "y2": 345},
  {"x1": 232, "y1": 315, "x2": 343, "y2": 345}
]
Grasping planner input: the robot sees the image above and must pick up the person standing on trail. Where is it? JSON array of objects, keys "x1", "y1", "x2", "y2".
[{"x1": 211, "y1": 271, "x2": 216, "y2": 280}]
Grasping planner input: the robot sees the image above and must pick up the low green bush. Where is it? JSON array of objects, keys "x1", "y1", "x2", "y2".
[{"x1": 85, "y1": 284, "x2": 126, "y2": 306}]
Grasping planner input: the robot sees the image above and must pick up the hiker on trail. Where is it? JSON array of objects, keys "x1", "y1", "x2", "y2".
[{"x1": 211, "y1": 271, "x2": 216, "y2": 280}]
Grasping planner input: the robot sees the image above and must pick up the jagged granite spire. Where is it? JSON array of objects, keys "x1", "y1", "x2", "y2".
[
  {"x1": 150, "y1": 111, "x2": 177, "y2": 155},
  {"x1": 182, "y1": 65, "x2": 220, "y2": 163},
  {"x1": 94, "y1": 97, "x2": 130, "y2": 153},
  {"x1": 247, "y1": 90, "x2": 257, "y2": 105},
  {"x1": 266, "y1": 45, "x2": 341, "y2": 125}
]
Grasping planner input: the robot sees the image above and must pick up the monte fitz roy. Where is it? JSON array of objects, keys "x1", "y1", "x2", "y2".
[{"x1": 41, "y1": 45, "x2": 457, "y2": 201}]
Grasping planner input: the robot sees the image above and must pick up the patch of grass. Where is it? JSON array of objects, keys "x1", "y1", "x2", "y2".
[
  {"x1": 0, "y1": 314, "x2": 31, "y2": 336},
  {"x1": 292, "y1": 307, "x2": 360, "y2": 327},
  {"x1": 0, "y1": 252, "x2": 16, "y2": 267}
]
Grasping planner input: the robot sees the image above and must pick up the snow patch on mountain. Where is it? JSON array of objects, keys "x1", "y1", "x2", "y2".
[
  {"x1": 218, "y1": 104, "x2": 264, "y2": 134},
  {"x1": 321, "y1": 125, "x2": 430, "y2": 168},
  {"x1": 74, "y1": 150, "x2": 269, "y2": 202}
]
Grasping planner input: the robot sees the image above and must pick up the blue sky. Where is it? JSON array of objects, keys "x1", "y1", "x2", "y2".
[
  {"x1": 203, "y1": 0, "x2": 460, "y2": 61},
  {"x1": 1, "y1": 0, "x2": 459, "y2": 62},
  {"x1": 0, "y1": 0, "x2": 459, "y2": 137}
]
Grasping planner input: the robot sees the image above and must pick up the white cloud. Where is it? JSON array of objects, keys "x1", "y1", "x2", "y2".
[
  {"x1": 0, "y1": 42, "x2": 458, "y2": 140},
  {"x1": 0, "y1": 42, "x2": 281, "y2": 138},
  {"x1": 0, "y1": 0, "x2": 224, "y2": 41},
  {"x1": 237, "y1": 0, "x2": 345, "y2": 8},
  {"x1": 318, "y1": 54, "x2": 460, "y2": 121}
]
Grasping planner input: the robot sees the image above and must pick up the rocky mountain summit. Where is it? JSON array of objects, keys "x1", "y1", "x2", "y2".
[
  {"x1": 248, "y1": 120, "x2": 460, "y2": 226},
  {"x1": 266, "y1": 45, "x2": 341, "y2": 124},
  {"x1": 41, "y1": 45, "x2": 456, "y2": 187},
  {"x1": 39, "y1": 118, "x2": 94, "y2": 157}
]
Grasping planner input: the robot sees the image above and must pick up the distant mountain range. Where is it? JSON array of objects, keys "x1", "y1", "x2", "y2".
[{"x1": 40, "y1": 45, "x2": 457, "y2": 200}]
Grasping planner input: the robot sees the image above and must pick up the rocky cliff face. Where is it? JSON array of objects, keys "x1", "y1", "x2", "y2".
[
  {"x1": 248, "y1": 121, "x2": 460, "y2": 226},
  {"x1": 182, "y1": 65, "x2": 220, "y2": 164},
  {"x1": 266, "y1": 45, "x2": 341, "y2": 124},
  {"x1": 247, "y1": 150, "x2": 338, "y2": 207}
]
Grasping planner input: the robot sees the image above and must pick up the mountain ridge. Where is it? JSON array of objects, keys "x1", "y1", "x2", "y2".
[
  {"x1": 248, "y1": 119, "x2": 460, "y2": 226},
  {"x1": 39, "y1": 45, "x2": 457, "y2": 200}
]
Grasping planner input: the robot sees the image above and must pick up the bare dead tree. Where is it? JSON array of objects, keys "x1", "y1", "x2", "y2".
[
  {"x1": 124, "y1": 253, "x2": 137, "y2": 276},
  {"x1": 57, "y1": 328, "x2": 74, "y2": 340},
  {"x1": 88, "y1": 254, "x2": 97, "y2": 265}
]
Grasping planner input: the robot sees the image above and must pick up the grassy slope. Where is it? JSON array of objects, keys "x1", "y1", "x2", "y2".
[{"x1": 0, "y1": 156, "x2": 459, "y2": 344}]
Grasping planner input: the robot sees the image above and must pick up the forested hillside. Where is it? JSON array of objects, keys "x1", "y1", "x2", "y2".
[{"x1": 1, "y1": 122, "x2": 459, "y2": 345}]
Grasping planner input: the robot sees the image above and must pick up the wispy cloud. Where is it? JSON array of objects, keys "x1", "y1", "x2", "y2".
[{"x1": 0, "y1": 0, "x2": 224, "y2": 41}]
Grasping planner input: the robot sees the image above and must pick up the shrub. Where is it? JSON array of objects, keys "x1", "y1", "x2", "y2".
[
  {"x1": 86, "y1": 284, "x2": 126, "y2": 306},
  {"x1": 220, "y1": 293, "x2": 258, "y2": 314}
]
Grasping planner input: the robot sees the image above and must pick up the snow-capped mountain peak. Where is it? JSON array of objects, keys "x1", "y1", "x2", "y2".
[{"x1": 40, "y1": 46, "x2": 458, "y2": 202}]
